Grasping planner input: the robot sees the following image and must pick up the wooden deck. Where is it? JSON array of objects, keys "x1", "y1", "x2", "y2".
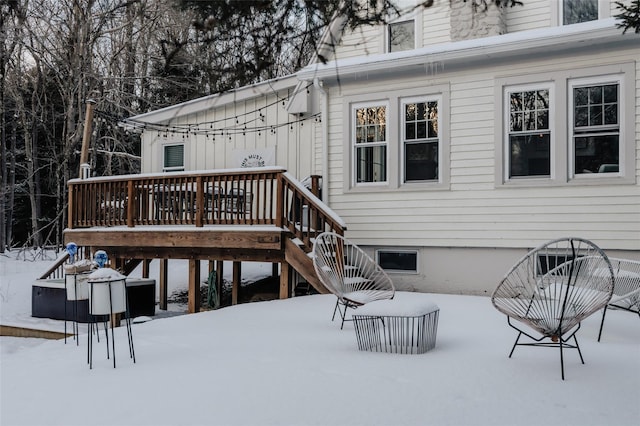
[{"x1": 49, "y1": 167, "x2": 346, "y2": 313}]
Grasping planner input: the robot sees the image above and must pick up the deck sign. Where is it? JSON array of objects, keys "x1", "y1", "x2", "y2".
[{"x1": 233, "y1": 147, "x2": 276, "y2": 168}]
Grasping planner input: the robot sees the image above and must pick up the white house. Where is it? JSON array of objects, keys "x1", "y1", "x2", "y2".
[
  {"x1": 129, "y1": 0, "x2": 640, "y2": 295},
  {"x1": 127, "y1": 74, "x2": 323, "y2": 180}
]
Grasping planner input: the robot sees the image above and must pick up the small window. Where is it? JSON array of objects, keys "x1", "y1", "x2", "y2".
[
  {"x1": 403, "y1": 98, "x2": 439, "y2": 182},
  {"x1": 353, "y1": 104, "x2": 388, "y2": 184},
  {"x1": 377, "y1": 250, "x2": 418, "y2": 272},
  {"x1": 163, "y1": 144, "x2": 184, "y2": 172},
  {"x1": 388, "y1": 20, "x2": 415, "y2": 52},
  {"x1": 562, "y1": 0, "x2": 598, "y2": 25},
  {"x1": 570, "y1": 79, "x2": 620, "y2": 176},
  {"x1": 505, "y1": 87, "x2": 551, "y2": 179}
]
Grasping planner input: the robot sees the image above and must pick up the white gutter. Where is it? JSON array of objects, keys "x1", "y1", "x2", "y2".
[
  {"x1": 297, "y1": 18, "x2": 638, "y2": 82},
  {"x1": 314, "y1": 78, "x2": 329, "y2": 204}
]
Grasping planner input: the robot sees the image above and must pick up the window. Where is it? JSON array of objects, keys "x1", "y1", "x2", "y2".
[
  {"x1": 377, "y1": 250, "x2": 418, "y2": 273},
  {"x1": 570, "y1": 78, "x2": 620, "y2": 176},
  {"x1": 345, "y1": 85, "x2": 449, "y2": 191},
  {"x1": 505, "y1": 87, "x2": 551, "y2": 179},
  {"x1": 163, "y1": 144, "x2": 184, "y2": 172},
  {"x1": 353, "y1": 104, "x2": 388, "y2": 184},
  {"x1": 562, "y1": 0, "x2": 598, "y2": 25},
  {"x1": 388, "y1": 20, "x2": 415, "y2": 52},
  {"x1": 403, "y1": 97, "x2": 439, "y2": 182},
  {"x1": 387, "y1": 0, "x2": 418, "y2": 52},
  {"x1": 496, "y1": 63, "x2": 633, "y2": 187}
]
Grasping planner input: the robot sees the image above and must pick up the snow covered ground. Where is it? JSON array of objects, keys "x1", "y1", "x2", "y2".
[{"x1": 1, "y1": 249, "x2": 639, "y2": 426}]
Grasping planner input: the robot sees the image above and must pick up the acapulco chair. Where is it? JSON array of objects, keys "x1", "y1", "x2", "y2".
[
  {"x1": 312, "y1": 232, "x2": 395, "y2": 329},
  {"x1": 597, "y1": 257, "x2": 640, "y2": 341},
  {"x1": 491, "y1": 237, "x2": 614, "y2": 380}
]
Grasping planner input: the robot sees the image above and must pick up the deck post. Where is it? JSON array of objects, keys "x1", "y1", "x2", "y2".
[
  {"x1": 216, "y1": 260, "x2": 224, "y2": 306},
  {"x1": 188, "y1": 259, "x2": 201, "y2": 313},
  {"x1": 159, "y1": 259, "x2": 168, "y2": 310},
  {"x1": 142, "y1": 259, "x2": 150, "y2": 279},
  {"x1": 279, "y1": 262, "x2": 290, "y2": 299},
  {"x1": 232, "y1": 261, "x2": 241, "y2": 305}
]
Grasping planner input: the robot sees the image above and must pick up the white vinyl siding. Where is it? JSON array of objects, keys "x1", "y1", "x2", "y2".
[
  {"x1": 325, "y1": 46, "x2": 639, "y2": 251},
  {"x1": 141, "y1": 82, "x2": 319, "y2": 179},
  {"x1": 505, "y1": 0, "x2": 551, "y2": 32},
  {"x1": 334, "y1": 25, "x2": 383, "y2": 58},
  {"x1": 420, "y1": 1, "x2": 451, "y2": 46}
]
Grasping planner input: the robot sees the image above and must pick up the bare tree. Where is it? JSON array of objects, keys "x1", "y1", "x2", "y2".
[{"x1": 1, "y1": 0, "x2": 27, "y2": 251}]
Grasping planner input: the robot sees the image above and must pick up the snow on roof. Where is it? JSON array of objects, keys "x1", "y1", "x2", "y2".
[
  {"x1": 297, "y1": 18, "x2": 638, "y2": 81},
  {"x1": 126, "y1": 75, "x2": 300, "y2": 125}
]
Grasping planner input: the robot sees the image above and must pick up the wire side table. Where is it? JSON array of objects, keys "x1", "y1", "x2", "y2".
[{"x1": 352, "y1": 293, "x2": 439, "y2": 354}]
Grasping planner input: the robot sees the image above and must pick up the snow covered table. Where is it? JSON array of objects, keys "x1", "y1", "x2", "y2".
[{"x1": 351, "y1": 292, "x2": 439, "y2": 354}]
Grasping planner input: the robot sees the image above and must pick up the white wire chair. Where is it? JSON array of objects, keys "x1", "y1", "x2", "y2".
[
  {"x1": 491, "y1": 237, "x2": 614, "y2": 380},
  {"x1": 312, "y1": 232, "x2": 395, "y2": 329},
  {"x1": 597, "y1": 257, "x2": 640, "y2": 341}
]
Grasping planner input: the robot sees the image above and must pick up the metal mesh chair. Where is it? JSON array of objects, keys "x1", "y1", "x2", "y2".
[
  {"x1": 597, "y1": 258, "x2": 640, "y2": 341},
  {"x1": 312, "y1": 232, "x2": 395, "y2": 329},
  {"x1": 491, "y1": 237, "x2": 614, "y2": 380}
]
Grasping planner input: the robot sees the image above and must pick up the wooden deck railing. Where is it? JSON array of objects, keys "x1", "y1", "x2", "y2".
[{"x1": 67, "y1": 167, "x2": 346, "y2": 253}]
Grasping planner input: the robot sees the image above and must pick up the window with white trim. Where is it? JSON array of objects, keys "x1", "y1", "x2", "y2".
[
  {"x1": 403, "y1": 97, "x2": 439, "y2": 182},
  {"x1": 163, "y1": 144, "x2": 185, "y2": 172},
  {"x1": 505, "y1": 86, "x2": 552, "y2": 179},
  {"x1": 386, "y1": 0, "x2": 419, "y2": 53},
  {"x1": 388, "y1": 20, "x2": 415, "y2": 52},
  {"x1": 353, "y1": 103, "x2": 388, "y2": 184},
  {"x1": 570, "y1": 77, "x2": 620, "y2": 176},
  {"x1": 562, "y1": 0, "x2": 599, "y2": 25},
  {"x1": 496, "y1": 63, "x2": 633, "y2": 187}
]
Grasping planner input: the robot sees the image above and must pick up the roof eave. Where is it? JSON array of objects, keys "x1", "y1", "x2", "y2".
[
  {"x1": 297, "y1": 19, "x2": 639, "y2": 82},
  {"x1": 126, "y1": 74, "x2": 300, "y2": 125}
]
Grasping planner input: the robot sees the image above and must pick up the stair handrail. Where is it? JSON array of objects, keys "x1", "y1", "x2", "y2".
[{"x1": 281, "y1": 172, "x2": 346, "y2": 253}]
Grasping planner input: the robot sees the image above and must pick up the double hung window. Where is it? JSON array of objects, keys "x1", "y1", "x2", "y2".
[
  {"x1": 498, "y1": 65, "x2": 631, "y2": 186},
  {"x1": 506, "y1": 87, "x2": 551, "y2": 179},
  {"x1": 353, "y1": 104, "x2": 388, "y2": 184},
  {"x1": 403, "y1": 98, "x2": 439, "y2": 182},
  {"x1": 571, "y1": 79, "x2": 620, "y2": 175}
]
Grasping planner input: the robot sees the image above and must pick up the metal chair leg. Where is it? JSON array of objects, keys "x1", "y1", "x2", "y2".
[
  {"x1": 597, "y1": 306, "x2": 608, "y2": 342},
  {"x1": 508, "y1": 332, "x2": 522, "y2": 358},
  {"x1": 559, "y1": 338, "x2": 565, "y2": 381}
]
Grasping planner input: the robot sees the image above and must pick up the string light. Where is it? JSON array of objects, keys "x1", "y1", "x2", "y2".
[{"x1": 101, "y1": 82, "x2": 318, "y2": 140}]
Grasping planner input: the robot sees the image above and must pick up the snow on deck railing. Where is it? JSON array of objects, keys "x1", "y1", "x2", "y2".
[{"x1": 67, "y1": 168, "x2": 345, "y2": 253}]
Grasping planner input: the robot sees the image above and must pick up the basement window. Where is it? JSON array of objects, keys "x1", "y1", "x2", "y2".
[{"x1": 377, "y1": 250, "x2": 418, "y2": 273}]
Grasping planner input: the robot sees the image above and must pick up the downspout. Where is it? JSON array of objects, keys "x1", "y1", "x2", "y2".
[{"x1": 313, "y1": 78, "x2": 329, "y2": 203}]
